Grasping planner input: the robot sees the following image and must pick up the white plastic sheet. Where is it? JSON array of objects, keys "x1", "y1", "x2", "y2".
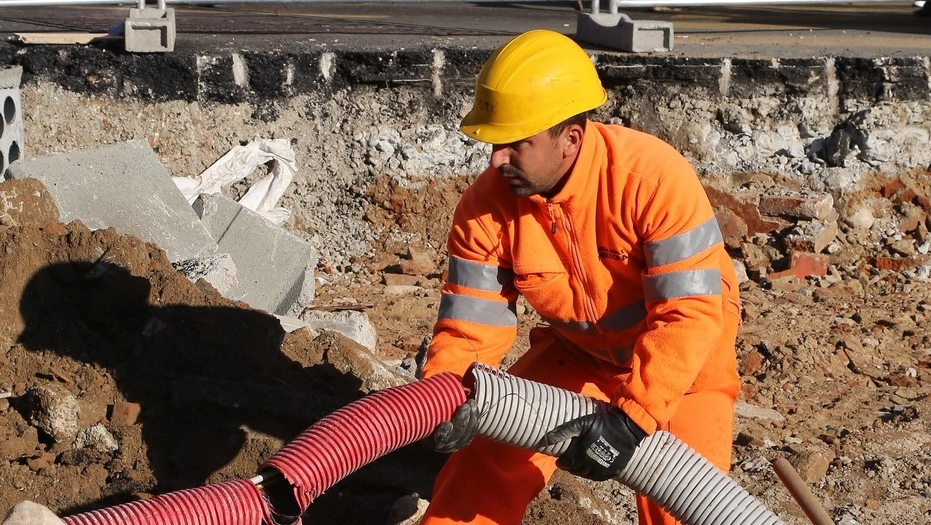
[{"x1": 173, "y1": 138, "x2": 297, "y2": 226}]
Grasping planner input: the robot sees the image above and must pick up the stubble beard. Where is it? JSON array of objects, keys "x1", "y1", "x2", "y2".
[{"x1": 500, "y1": 165, "x2": 537, "y2": 197}]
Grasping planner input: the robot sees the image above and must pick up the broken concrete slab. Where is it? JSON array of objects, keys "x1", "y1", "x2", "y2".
[
  {"x1": 7, "y1": 141, "x2": 217, "y2": 263},
  {"x1": 194, "y1": 192, "x2": 316, "y2": 317},
  {"x1": 173, "y1": 252, "x2": 239, "y2": 294},
  {"x1": 299, "y1": 308, "x2": 377, "y2": 353}
]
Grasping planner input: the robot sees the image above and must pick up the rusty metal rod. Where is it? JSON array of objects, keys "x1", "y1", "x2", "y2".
[{"x1": 771, "y1": 457, "x2": 835, "y2": 525}]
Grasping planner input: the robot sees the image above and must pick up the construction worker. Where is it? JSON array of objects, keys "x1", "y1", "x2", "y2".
[{"x1": 417, "y1": 29, "x2": 742, "y2": 525}]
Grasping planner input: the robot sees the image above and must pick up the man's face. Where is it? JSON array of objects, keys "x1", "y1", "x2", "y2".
[{"x1": 489, "y1": 128, "x2": 575, "y2": 198}]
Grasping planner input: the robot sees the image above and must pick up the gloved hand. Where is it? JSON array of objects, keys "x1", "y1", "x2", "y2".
[
  {"x1": 539, "y1": 406, "x2": 646, "y2": 481},
  {"x1": 431, "y1": 398, "x2": 481, "y2": 453}
]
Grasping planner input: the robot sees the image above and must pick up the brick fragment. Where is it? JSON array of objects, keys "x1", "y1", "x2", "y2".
[
  {"x1": 734, "y1": 431, "x2": 764, "y2": 447},
  {"x1": 714, "y1": 207, "x2": 748, "y2": 250},
  {"x1": 704, "y1": 185, "x2": 781, "y2": 236},
  {"x1": 759, "y1": 192, "x2": 835, "y2": 220},
  {"x1": 739, "y1": 349, "x2": 764, "y2": 376},
  {"x1": 110, "y1": 400, "x2": 141, "y2": 426},
  {"x1": 867, "y1": 255, "x2": 927, "y2": 271},
  {"x1": 769, "y1": 252, "x2": 830, "y2": 280},
  {"x1": 783, "y1": 218, "x2": 838, "y2": 254},
  {"x1": 881, "y1": 178, "x2": 904, "y2": 199}
]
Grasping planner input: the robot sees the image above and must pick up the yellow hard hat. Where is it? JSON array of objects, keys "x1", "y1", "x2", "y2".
[{"x1": 460, "y1": 29, "x2": 607, "y2": 145}]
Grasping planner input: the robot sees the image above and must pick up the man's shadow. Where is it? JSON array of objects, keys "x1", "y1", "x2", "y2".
[{"x1": 16, "y1": 260, "x2": 445, "y2": 523}]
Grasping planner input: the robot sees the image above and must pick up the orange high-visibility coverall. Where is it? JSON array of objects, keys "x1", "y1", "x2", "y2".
[{"x1": 420, "y1": 122, "x2": 741, "y2": 525}]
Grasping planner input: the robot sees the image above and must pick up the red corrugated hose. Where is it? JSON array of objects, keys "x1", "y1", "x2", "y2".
[
  {"x1": 60, "y1": 478, "x2": 266, "y2": 525},
  {"x1": 59, "y1": 372, "x2": 467, "y2": 525}
]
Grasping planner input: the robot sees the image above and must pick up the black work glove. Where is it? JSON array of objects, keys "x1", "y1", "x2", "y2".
[
  {"x1": 540, "y1": 406, "x2": 646, "y2": 481},
  {"x1": 432, "y1": 398, "x2": 480, "y2": 453}
]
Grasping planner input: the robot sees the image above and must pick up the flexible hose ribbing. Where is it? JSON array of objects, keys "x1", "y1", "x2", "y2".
[
  {"x1": 468, "y1": 363, "x2": 787, "y2": 525},
  {"x1": 469, "y1": 362, "x2": 605, "y2": 457},
  {"x1": 60, "y1": 478, "x2": 266, "y2": 525},
  {"x1": 259, "y1": 372, "x2": 466, "y2": 515}
]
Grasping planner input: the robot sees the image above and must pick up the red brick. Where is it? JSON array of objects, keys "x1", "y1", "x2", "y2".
[
  {"x1": 769, "y1": 251, "x2": 830, "y2": 280},
  {"x1": 916, "y1": 194, "x2": 930, "y2": 213},
  {"x1": 867, "y1": 256, "x2": 926, "y2": 271},
  {"x1": 784, "y1": 218, "x2": 838, "y2": 254},
  {"x1": 714, "y1": 208, "x2": 748, "y2": 250},
  {"x1": 881, "y1": 178, "x2": 904, "y2": 199},
  {"x1": 759, "y1": 193, "x2": 835, "y2": 220},
  {"x1": 704, "y1": 185, "x2": 780, "y2": 236}
]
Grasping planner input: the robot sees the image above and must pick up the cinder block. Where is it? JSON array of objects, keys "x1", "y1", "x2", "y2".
[
  {"x1": 577, "y1": 12, "x2": 673, "y2": 53},
  {"x1": 125, "y1": 8, "x2": 176, "y2": 53},
  {"x1": 194, "y1": 193, "x2": 317, "y2": 317},
  {"x1": 7, "y1": 140, "x2": 218, "y2": 263},
  {"x1": 0, "y1": 66, "x2": 24, "y2": 179}
]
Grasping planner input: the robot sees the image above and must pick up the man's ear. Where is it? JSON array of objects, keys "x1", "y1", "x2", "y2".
[{"x1": 563, "y1": 124, "x2": 584, "y2": 158}]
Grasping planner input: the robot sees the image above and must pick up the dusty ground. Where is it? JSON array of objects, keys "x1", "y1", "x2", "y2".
[{"x1": 2, "y1": 161, "x2": 931, "y2": 525}]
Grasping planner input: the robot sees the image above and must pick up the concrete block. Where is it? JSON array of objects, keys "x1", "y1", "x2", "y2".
[
  {"x1": 194, "y1": 193, "x2": 317, "y2": 316},
  {"x1": 124, "y1": 8, "x2": 176, "y2": 53},
  {"x1": 576, "y1": 12, "x2": 673, "y2": 53},
  {"x1": 7, "y1": 140, "x2": 218, "y2": 263},
  {"x1": 0, "y1": 66, "x2": 24, "y2": 179}
]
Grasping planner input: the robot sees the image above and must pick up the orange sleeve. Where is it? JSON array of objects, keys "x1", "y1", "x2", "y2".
[
  {"x1": 614, "y1": 158, "x2": 732, "y2": 434},
  {"x1": 420, "y1": 178, "x2": 520, "y2": 380}
]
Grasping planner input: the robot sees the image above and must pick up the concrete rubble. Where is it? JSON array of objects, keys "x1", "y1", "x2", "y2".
[
  {"x1": 4, "y1": 140, "x2": 377, "y2": 351},
  {"x1": 706, "y1": 172, "x2": 931, "y2": 284}
]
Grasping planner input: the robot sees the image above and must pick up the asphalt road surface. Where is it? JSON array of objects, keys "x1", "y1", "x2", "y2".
[{"x1": 0, "y1": 1, "x2": 929, "y2": 57}]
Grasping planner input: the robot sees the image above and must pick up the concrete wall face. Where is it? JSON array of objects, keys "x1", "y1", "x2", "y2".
[{"x1": 3, "y1": 45, "x2": 930, "y2": 265}]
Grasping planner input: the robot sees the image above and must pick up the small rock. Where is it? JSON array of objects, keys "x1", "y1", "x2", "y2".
[
  {"x1": 1, "y1": 501, "x2": 64, "y2": 525},
  {"x1": 387, "y1": 494, "x2": 429, "y2": 525},
  {"x1": 788, "y1": 448, "x2": 833, "y2": 482},
  {"x1": 24, "y1": 384, "x2": 80, "y2": 445}
]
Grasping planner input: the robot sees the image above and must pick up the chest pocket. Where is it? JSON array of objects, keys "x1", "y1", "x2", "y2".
[{"x1": 512, "y1": 250, "x2": 572, "y2": 317}]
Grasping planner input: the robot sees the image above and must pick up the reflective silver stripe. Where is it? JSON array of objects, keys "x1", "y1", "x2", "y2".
[
  {"x1": 447, "y1": 256, "x2": 514, "y2": 292},
  {"x1": 644, "y1": 269, "x2": 721, "y2": 301},
  {"x1": 438, "y1": 293, "x2": 517, "y2": 327},
  {"x1": 644, "y1": 218, "x2": 724, "y2": 268},
  {"x1": 601, "y1": 300, "x2": 647, "y2": 332},
  {"x1": 539, "y1": 300, "x2": 645, "y2": 334},
  {"x1": 539, "y1": 315, "x2": 597, "y2": 335}
]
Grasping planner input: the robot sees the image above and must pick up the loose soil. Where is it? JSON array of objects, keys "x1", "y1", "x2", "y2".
[{"x1": 2, "y1": 165, "x2": 931, "y2": 525}]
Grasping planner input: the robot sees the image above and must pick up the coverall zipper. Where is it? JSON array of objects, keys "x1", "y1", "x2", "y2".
[
  {"x1": 549, "y1": 201, "x2": 600, "y2": 330},
  {"x1": 546, "y1": 202, "x2": 557, "y2": 234}
]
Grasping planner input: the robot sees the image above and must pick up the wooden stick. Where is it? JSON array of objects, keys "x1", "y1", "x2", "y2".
[{"x1": 771, "y1": 457, "x2": 835, "y2": 525}]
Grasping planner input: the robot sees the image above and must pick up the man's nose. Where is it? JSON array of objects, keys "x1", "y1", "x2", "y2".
[{"x1": 490, "y1": 145, "x2": 510, "y2": 169}]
